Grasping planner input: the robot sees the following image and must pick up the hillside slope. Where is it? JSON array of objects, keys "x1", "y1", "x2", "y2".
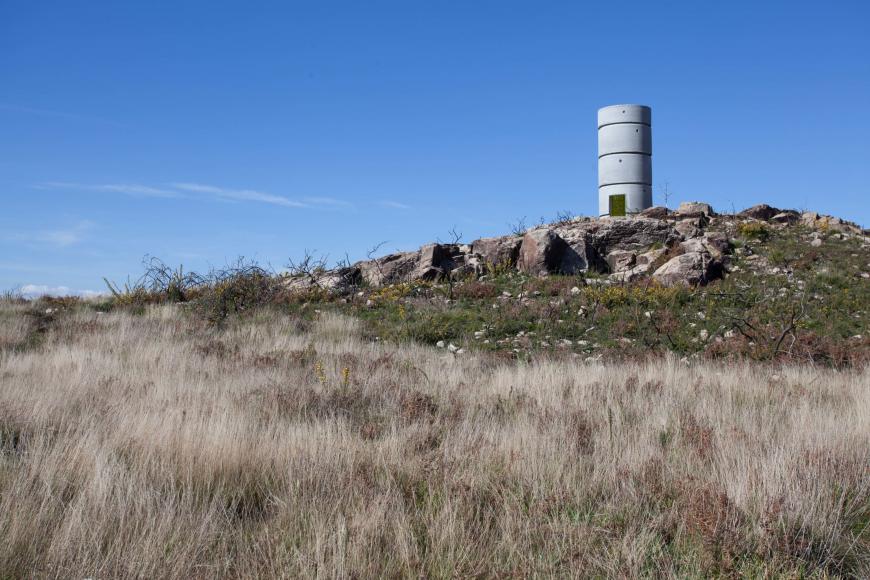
[
  {"x1": 305, "y1": 202, "x2": 869, "y2": 366},
  {"x1": 0, "y1": 303, "x2": 868, "y2": 576}
]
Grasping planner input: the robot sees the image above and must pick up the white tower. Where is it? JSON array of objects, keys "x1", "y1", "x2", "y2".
[{"x1": 598, "y1": 104, "x2": 652, "y2": 216}]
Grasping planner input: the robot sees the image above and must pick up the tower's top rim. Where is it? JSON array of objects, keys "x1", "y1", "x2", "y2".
[{"x1": 598, "y1": 105, "x2": 651, "y2": 128}]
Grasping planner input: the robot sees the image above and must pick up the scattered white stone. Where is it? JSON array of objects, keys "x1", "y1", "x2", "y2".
[
  {"x1": 699, "y1": 329, "x2": 709, "y2": 341},
  {"x1": 473, "y1": 331, "x2": 485, "y2": 339},
  {"x1": 447, "y1": 343, "x2": 459, "y2": 353},
  {"x1": 724, "y1": 330, "x2": 736, "y2": 339},
  {"x1": 436, "y1": 340, "x2": 446, "y2": 348},
  {"x1": 697, "y1": 312, "x2": 706, "y2": 320},
  {"x1": 502, "y1": 291, "x2": 512, "y2": 297},
  {"x1": 644, "y1": 311, "x2": 652, "y2": 318},
  {"x1": 456, "y1": 348, "x2": 465, "y2": 355},
  {"x1": 570, "y1": 286, "x2": 581, "y2": 295},
  {"x1": 365, "y1": 299, "x2": 374, "y2": 308},
  {"x1": 811, "y1": 238, "x2": 823, "y2": 247}
]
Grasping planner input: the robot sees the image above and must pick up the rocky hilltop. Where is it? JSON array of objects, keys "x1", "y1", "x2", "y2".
[{"x1": 288, "y1": 202, "x2": 866, "y2": 292}]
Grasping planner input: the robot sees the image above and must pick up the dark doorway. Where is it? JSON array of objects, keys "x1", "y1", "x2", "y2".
[{"x1": 609, "y1": 194, "x2": 626, "y2": 217}]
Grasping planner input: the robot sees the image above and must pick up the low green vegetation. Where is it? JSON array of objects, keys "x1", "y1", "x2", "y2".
[
  {"x1": 18, "y1": 223, "x2": 866, "y2": 368},
  {"x1": 341, "y1": 225, "x2": 868, "y2": 367}
]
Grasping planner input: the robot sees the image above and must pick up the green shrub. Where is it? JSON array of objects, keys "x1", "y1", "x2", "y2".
[{"x1": 737, "y1": 222, "x2": 770, "y2": 241}]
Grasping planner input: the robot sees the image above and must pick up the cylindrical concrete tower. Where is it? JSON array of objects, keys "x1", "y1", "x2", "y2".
[{"x1": 598, "y1": 104, "x2": 652, "y2": 216}]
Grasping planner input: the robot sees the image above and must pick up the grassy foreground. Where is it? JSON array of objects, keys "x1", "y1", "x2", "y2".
[{"x1": 1, "y1": 299, "x2": 869, "y2": 577}]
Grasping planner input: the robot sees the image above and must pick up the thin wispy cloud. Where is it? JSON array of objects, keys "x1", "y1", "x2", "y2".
[
  {"x1": 10, "y1": 221, "x2": 96, "y2": 248},
  {"x1": 36, "y1": 182, "x2": 178, "y2": 198},
  {"x1": 379, "y1": 200, "x2": 412, "y2": 210},
  {"x1": 35, "y1": 181, "x2": 351, "y2": 210},
  {"x1": 170, "y1": 182, "x2": 308, "y2": 208},
  {"x1": 303, "y1": 196, "x2": 353, "y2": 208}
]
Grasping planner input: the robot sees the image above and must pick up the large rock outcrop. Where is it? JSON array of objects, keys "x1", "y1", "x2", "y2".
[
  {"x1": 554, "y1": 217, "x2": 676, "y2": 257},
  {"x1": 413, "y1": 243, "x2": 461, "y2": 281},
  {"x1": 282, "y1": 200, "x2": 858, "y2": 293},
  {"x1": 517, "y1": 229, "x2": 568, "y2": 276},
  {"x1": 359, "y1": 252, "x2": 419, "y2": 286},
  {"x1": 739, "y1": 204, "x2": 781, "y2": 221},
  {"x1": 471, "y1": 235, "x2": 522, "y2": 269}
]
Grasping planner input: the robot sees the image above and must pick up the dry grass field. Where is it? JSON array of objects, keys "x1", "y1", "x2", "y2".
[{"x1": 1, "y1": 299, "x2": 869, "y2": 577}]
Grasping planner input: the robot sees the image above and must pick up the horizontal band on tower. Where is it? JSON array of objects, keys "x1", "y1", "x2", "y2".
[
  {"x1": 597, "y1": 121, "x2": 651, "y2": 129},
  {"x1": 598, "y1": 151, "x2": 652, "y2": 159},
  {"x1": 598, "y1": 181, "x2": 652, "y2": 188}
]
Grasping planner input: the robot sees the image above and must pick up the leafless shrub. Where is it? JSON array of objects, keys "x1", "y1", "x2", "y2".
[
  {"x1": 553, "y1": 209, "x2": 574, "y2": 226},
  {"x1": 508, "y1": 216, "x2": 528, "y2": 237},
  {"x1": 286, "y1": 249, "x2": 328, "y2": 282}
]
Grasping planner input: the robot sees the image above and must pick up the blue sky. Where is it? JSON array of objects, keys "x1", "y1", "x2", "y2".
[{"x1": 2, "y1": 1, "x2": 868, "y2": 295}]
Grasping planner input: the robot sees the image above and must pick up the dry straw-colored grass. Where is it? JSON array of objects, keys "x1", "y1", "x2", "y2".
[{"x1": 0, "y1": 301, "x2": 868, "y2": 577}]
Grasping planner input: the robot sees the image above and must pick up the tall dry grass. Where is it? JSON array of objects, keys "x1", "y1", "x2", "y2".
[{"x1": 0, "y1": 300, "x2": 868, "y2": 577}]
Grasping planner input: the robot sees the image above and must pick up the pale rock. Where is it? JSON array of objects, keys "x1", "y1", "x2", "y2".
[
  {"x1": 771, "y1": 211, "x2": 800, "y2": 224},
  {"x1": 674, "y1": 219, "x2": 702, "y2": 239},
  {"x1": 518, "y1": 228, "x2": 568, "y2": 275},
  {"x1": 640, "y1": 205, "x2": 670, "y2": 219},
  {"x1": 676, "y1": 201, "x2": 714, "y2": 217},
  {"x1": 414, "y1": 243, "x2": 459, "y2": 281},
  {"x1": 652, "y1": 251, "x2": 719, "y2": 286},
  {"x1": 359, "y1": 252, "x2": 418, "y2": 286},
  {"x1": 471, "y1": 235, "x2": 522, "y2": 268},
  {"x1": 738, "y1": 204, "x2": 780, "y2": 220},
  {"x1": 606, "y1": 249, "x2": 636, "y2": 272}
]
